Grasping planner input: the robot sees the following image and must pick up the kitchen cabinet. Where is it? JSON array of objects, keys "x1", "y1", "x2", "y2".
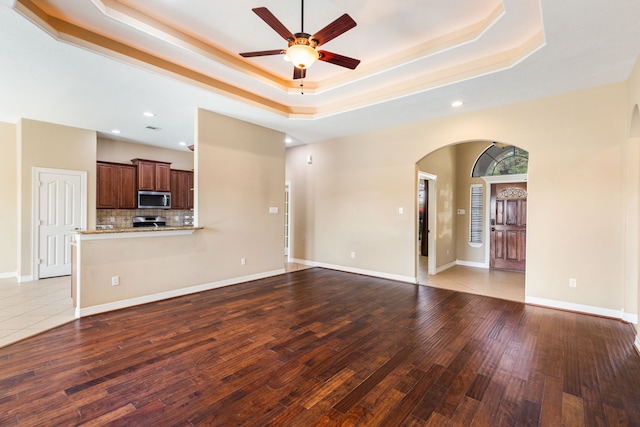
[
  {"x1": 117, "y1": 164, "x2": 137, "y2": 208},
  {"x1": 97, "y1": 162, "x2": 137, "y2": 209},
  {"x1": 132, "y1": 159, "x2": 171, "y2": 192},
  {"x1": 97, "y1": 162, "x2": 117, "y2": 208},
  {"x1": 170, "y1": 169, "x2": 194, "y2": 210}
]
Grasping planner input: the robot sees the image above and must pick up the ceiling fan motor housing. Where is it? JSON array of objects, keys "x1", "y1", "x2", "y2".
[{"x1": 289, "y1": 33, "x2": 318, "y2": 48}]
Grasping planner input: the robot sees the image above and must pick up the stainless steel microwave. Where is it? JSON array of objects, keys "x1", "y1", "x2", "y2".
[{"x1": 137, "y1": 191, "x2": 171, "y2": 209}]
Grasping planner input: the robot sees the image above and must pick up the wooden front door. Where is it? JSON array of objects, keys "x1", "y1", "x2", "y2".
[{"x1": 490, "y1": 182, "x2": 527, "y2": 271}]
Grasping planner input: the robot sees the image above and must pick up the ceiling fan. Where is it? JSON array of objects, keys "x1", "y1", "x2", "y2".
[{"x1": 239, "y1": 0, "x2": 360, "y2": 79}]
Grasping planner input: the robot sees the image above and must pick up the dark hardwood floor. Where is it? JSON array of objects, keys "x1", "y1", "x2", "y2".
[{"x1": 1, "y1": 268, "x2": 639, "y2": 426}]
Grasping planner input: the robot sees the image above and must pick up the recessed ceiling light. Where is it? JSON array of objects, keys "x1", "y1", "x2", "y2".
[
  {"x1": 451, "y1": 100, "x2": 464, "y2": 108},
  {"x1": 179, "y1": 141, "x2": 186, "y2": 146},
  {"x1": 111, "y1": 129, "x2": 121, "y2": 134},
  {"x1": 285, "y1": 137, "x2": 292, "y2": 144},
  {"x1": 143, "y1": 111, "x2": 155, "y2": 117}
]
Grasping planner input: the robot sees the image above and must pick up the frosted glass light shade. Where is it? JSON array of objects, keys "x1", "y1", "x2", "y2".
[{"x1": 286, "y1": 44, "x2": 319, "y2": 69}]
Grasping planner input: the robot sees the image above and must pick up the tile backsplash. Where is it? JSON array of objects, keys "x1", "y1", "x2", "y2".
[{"x1": 97, "y1": 209, "x2": 194, "y2": 228}]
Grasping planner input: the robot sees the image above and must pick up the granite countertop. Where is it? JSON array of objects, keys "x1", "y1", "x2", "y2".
[{"x1": 76, "y1": 226, "x2": 202, "y2": 235}]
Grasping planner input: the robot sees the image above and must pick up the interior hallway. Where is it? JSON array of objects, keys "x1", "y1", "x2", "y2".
[{"x1": 0, "y1": 260, "x2": 524, "y2": 349}]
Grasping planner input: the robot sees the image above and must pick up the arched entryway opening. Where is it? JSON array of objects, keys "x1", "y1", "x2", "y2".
[{"x1": 416, "y1": 140, "x2": 528, "y2": 301}]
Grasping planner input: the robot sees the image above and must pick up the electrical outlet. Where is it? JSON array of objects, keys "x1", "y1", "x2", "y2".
[
  {"x1": 569, "y1": 278, "x2": 577, "y2": 288},
  {"x1": 241, "y1": 258, "x2": 246, "y2": 265},
  {"x1": 111, "y1": 276, "x2": 119, "y2": 286},
  {"x1": 350, "y1": 251, "x2": 356, "y2": 259}
]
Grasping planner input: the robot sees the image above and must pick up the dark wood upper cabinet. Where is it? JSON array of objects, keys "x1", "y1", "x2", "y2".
[
  {"x1": 155, "y1": 163, "x2": 171, "y2": 192},
  {"x1": 170, "y1": 169, "x2": 194, "y2": 210},
  {"x1": 98, "y1": 159, "x2": 191, "y2": 210},
  {"x1": 97, "y1": 162, "x2": 138, "y2": 209},
  {"x1": 117, "y1": 164, "x2": 137, "y2": 209},
  {"x1": 132, "y1": 159, "x2": 171, "y2": 192},
  {"x1": 97, "y1": 162, "x2": 117, "y2": 209}
]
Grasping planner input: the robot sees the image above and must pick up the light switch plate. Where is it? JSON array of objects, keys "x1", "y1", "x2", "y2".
[{"x1": 269, "y1": 207, "x2": 278, "y2": 214}]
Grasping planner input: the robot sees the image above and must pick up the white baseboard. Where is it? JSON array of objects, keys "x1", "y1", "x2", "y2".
[
  {"x1": 18, "y1": 275, "x2": 34, "y2": 283},
  {"x1": 290, "y1": 259, "x2": 417, "y2": 284},
  {"x1": 436, "y1": 261, "x2": 457, "y2": 274},
  {"x1": 635, "y1": 336, "x2": 640, "y2": 356},
  {"x1": 525, "y1": 296, "x2": 636, "y2": 323},
  {"x1": 77, "y1": 268, "x2": 286, "y2": 318},
  {"x1": 456, "y1": 260, "x2": 489, "y2": 269},
  {"x1": 0, "y1": 272, "x2": 16, "y2": 280},
  {"x1": 289, "y1": 258, "x2": 314, "y2": 267},
  {"x1": 623, "y1": 312, "x2": 639, "y2": 324}
]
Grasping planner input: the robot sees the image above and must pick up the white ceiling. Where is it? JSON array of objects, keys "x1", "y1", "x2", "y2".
[{"x1": 1, "y1": 0, "x2": 639, "y2": 150}]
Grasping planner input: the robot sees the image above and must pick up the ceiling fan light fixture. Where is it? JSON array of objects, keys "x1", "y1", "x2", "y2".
[{"x1": 286, "y1": 44, "x2": 319, "y2": 69}]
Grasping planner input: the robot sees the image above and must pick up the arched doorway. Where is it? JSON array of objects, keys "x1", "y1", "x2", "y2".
[{"x1": 416, "y1": 141, "x2": 527, "y2": 301}]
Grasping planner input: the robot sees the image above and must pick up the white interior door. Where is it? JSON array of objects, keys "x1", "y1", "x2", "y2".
[{"x1": 37, "y1": 170, "x2": 84, "y2": 278}]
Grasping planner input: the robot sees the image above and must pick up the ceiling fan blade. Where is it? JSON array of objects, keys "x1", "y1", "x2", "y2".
[
  {"x1": 240, "y1": 49, "x2": 285, "y2": 58},
  {"x1": 252, "y1": 7, "x2": 295, "y2": 41},
  {"x1": 318, "y1": 51, "x2": 360, "y2": 69},
  {"x1": 311, "y1": 14, "x2": 357, "y2": 46},
  {"x1": 293, "y1": 67, "x2": 307, "y2": 80}
]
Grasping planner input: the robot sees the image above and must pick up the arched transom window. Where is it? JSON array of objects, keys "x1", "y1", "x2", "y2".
[{"x1": 472, "y1": 144, "x2": 528, "y2": 177}]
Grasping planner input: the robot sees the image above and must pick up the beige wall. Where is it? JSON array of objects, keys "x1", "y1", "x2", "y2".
[
  {"x1": 286, "y1": 147, "x2": 316, "y2": 260},
  {"x1": 76, "y1": 109, "x2": 285, "y2": 309},
  {"x1": 0, "y1": 122, "x2": 17, "y2": 276},
  {"x1": 287, "y1": 82, "x2": 632, "y2": 316},
  {"x1": 17, "y1": 119, "x2": 97, "y2": 280},
  {"x1": 287, "y1": 134, "x2": 415, "y2": 280},
  {"x1": 627, "y1": 56, "x2": 640, "y2": 338},
  {"x1": 416, "y1": 145, "x2": 457, "y2": 269},
  {"x1": 455, "y1": 142, "x2": 492, "y2": 265},
  {"x1": 97, "y1": 138, "x2": 194, "y2": 170}
]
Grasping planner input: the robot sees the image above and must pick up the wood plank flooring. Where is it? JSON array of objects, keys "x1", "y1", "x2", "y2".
[{"x1": 0, "y1": 268, "x2": 639, "y2": 426}]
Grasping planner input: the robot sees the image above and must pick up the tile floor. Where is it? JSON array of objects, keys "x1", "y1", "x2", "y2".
[
  {"x1": 0, "y1": 275, "x2": 75, "y2": 348},
  {"x1": 0, "y1": 260, "x2": 524, "y2": 349},
  {"x1": 417, "y1": 256, "x2": 525, "y2": 302}
]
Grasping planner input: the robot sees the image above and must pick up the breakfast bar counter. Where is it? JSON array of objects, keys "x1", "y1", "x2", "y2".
[{"x1": 74, "y1": 226, "x2": 203, "y2": 240}]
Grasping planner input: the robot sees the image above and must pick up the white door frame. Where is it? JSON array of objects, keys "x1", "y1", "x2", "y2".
[
  {"x1": 285, "y1": 180, "x2": 291, "y2": 258},
  {"x1": 418, "y1": 172, "x2": 437, "y2": 276},
  {"x1": 32, "y1": 167, "x2": 87, "y2": 280}
]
